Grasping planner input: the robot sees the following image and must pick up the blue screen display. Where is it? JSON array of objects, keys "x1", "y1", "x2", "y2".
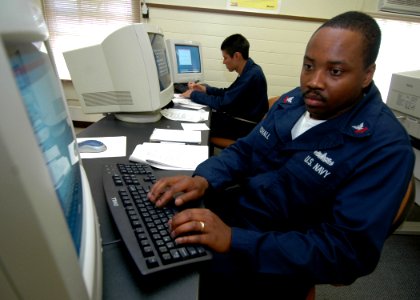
[
  {"x1": 175, "y1": 44, "x2": 201, "y2": 74},
  {"x1": 8, "y1": 43, "x2": 83, "y2": 254}
]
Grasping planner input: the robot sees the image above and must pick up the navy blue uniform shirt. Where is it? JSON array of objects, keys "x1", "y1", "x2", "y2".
[
  {"x1": 195, "y1": 83, "x2": 414, "y2": 284},
  {"x1": 190, "y1": 58, "x2": 268, "y2": 122}
]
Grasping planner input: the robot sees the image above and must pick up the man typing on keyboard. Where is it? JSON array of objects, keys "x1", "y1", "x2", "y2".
[{"x1": 148, "y1": 11, "x2": 414, "y2": 300}]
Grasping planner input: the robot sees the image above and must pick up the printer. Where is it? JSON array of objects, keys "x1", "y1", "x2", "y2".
[{"x1": 386, "y1": 70, "x2": 420, "y2": 205}]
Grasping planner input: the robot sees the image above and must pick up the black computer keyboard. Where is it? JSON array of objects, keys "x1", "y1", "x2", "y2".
[
  {"x1": 174, "y1": 82, "x2": 189, "y2": 93},
  {"x1": 102, "y1": 162, "x2": 212, "y2": 276}
]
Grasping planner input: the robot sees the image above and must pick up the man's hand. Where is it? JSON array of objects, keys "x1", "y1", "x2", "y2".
[
  {"x1": 181, "y1": 89, "x2": 193, "y2": 98},
  {"x1": 188, "y1": 82, "x2": 206, "y2": 92},
  {"x1": 169, "y1": 208, "x2": 232, "y2": 253},
  {"x1": 148, "y1": 175, "x2": 208, "y2": 207},
  {"x1": 181, "y1": 82, "x2": 206, "y2": 98}
]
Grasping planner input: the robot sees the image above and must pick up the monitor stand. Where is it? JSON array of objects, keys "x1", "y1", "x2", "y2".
[{"x1": 114, "y1": 111, "x2": 162, "y2": 123}]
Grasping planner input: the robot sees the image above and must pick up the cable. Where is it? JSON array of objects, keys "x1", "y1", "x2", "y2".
[{"x1": 141, "y1": 0, "x2": 149, "y2": 20}]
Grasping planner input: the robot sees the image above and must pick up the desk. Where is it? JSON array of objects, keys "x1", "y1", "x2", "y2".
[{"x1": 77, "y1": 113, "x2": 209, "y2": 300}]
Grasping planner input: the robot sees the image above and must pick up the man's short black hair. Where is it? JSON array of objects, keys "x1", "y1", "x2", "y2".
[
  {"x1": 318, "y1": 11, "x2": 381, "y2": 68},
  {"x1": 221, "y1": 34, "x2": 250, "y2": 60}
]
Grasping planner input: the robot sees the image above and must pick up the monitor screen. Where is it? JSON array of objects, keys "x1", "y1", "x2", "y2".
[
  {"x1": 9, "y1": 42, "x2": 84, "y2": 253},
  {"x1": 149, "y1": 32, "x2": 172, "y2": 92},
  {"x1": 175, "y1": 44, "x2": 202, "y2": 74},
  {"x1": 64, "y1": 24, "x2": 174, "y2": 123},
  {"x1": 166, "y1": 39, "x2": 204, "y2": 84}
]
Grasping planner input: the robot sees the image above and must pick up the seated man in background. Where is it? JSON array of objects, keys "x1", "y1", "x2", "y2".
[
  {"x1": 150, "y1": 11, "x2": 414, "y2": 299},
  {"x1": 181, "y1": 33, "x2": 268, "y2": 140}
]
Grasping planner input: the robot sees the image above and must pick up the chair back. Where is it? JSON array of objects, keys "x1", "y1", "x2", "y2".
[
  {"x1": 388, "y1": 176, "x2": 416, "y2": 235},
  {"x1": 210, "y1": 96, "x2": 280, "y2": 153}
]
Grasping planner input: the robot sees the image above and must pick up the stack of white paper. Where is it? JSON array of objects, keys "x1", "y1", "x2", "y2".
[
  {"x1": 129, "y1": 142, "x2": 209, "y2": 170},
  {"x1": 149, "y1": 128, "x2": 202, "y2": 144}
]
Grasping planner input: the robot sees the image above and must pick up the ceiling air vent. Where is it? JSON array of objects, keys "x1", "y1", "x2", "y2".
[{"x1": 379, "y1": 0, "x2": 420, "y2": 16}]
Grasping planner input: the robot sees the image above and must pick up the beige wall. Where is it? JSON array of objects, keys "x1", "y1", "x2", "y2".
[
  {"x1": 61, "y1": 0, "x2": 385, "y2": 121},
  {"x1": 145, "y1": 0, "x2": 379, "y2": 19},
  {"x1": 142, "y1": 0, "x2": 384, "y2": 98},
  {"x1": 145, "y1": 6, "x2": 319, "y2": 98}
]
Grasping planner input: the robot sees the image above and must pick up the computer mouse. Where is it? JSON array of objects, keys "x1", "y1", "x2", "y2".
[{"x1": 77, "y1": 139, "x2": 107, "y2": 153}]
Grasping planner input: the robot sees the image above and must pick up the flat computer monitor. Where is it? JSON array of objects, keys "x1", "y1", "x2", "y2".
[
  {"x1": 166, "y1": 39, "x2": 204, "y2": 84},
  {"x1": 64, "y1": 23, "x2": 174, "y2": 123},
  {"x1": 0, "y1": 1, "x2": 102, "y2": 299}
]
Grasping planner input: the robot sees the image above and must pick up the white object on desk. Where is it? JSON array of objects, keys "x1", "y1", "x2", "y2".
[
  {"x1": 129, "y1": 142, "x2": 208, "y2": 170},
  {"x1": 181, "y1": 123, "x2": 209, "y2": 131},
  {"x1": 172, "y1": 97, "x2": 207, "y2": 110},
  {"x1": 150, "y1": 128, "x2": 202, "y2": 144},
  {"x1": 76, "y1": 136, "x2": 127, "y2": 159},
  {"x1": 160, "y1": 108, "x2": 209, "y2": 122}
]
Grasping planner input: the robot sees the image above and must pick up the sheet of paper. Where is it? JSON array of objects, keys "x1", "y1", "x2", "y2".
[
  {"x1": 171, "y1": 97, "x2": 207, "y2": 109},
  {"x1": 129, "y1": 142, "x2": 208, "y2": 170},
  {"x1": 160, "y1": 108, "x2": 209, "y2": 122},
  {"x1": 178, "y1": 103, "x2": 207, "y2": 110},
  {"x1": 76, "y1": 136, "x2": 126, "y2": 159},
  {"x1": 150, "y1": 128, "x2": 202, "y2": 144},
  {"x1": 181, "y1": 123, "x2": 209, "y2": 131}
]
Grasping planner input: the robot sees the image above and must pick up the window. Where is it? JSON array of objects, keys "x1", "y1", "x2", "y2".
[
  {"x1": 42, "y1": 0, "x2": 140, "y2": 79},
  {"x1": 374, "y1": 18, "x2": 420, "y2": 101}
]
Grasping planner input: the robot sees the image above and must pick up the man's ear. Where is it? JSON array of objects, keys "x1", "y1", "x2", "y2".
[
  {"x1": 233, "y1": 51, "x2": 242, "y2": 60},
  {"x1": 363, "y1": 63, "x2": 376, "y2": 88}
]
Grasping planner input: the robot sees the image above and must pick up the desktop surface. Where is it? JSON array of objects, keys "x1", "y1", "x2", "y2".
[{"x1": 77, "y1": 113, "x2": 210, "y2": 300}]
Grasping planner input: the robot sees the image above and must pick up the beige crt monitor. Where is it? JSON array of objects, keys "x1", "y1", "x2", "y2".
[
  {"x1": 386, "y1": 70, "x2": 420, "y2": 139},
  {"x1": 0, "y1": 1, "x2": 102, "y2": 299},
  {"x1": 166, "y1": 39, "x2": 204, "y2": 84},
  {"x1": 386, "y1": 70, "x2": 420, "y2": 207},
  {"x1": 64, "y1": 23, "x2": 174, "y2": 123}
]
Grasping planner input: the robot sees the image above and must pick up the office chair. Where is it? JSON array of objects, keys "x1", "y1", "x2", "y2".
[
  {"x1": 209, "y1": 96, "x2": 280, "y2": 155},
  {"x1": 305, "y1": 176, "x2": 416, "y2": 300}
]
